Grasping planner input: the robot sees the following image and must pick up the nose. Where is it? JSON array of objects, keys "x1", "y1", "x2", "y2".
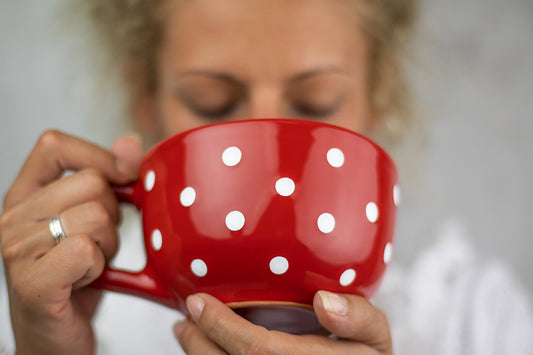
[{"x1": 246, "y1": 87, "x2": 285, "y2": 119}]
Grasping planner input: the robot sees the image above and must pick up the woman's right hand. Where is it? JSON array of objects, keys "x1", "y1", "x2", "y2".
[{"x1": 0, "y1": 130, "x2": 141, "y2": 355}]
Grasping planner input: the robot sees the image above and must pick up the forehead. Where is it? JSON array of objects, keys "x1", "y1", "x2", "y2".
[{"x1": 161, "y1": 0, "x2": 367, "y2": 77}]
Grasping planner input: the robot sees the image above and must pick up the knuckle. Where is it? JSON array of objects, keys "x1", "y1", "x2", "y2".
[
  {"x1": 79, "y1": 169, "x2": 109, "y2": 196},
  {"x1": 0, "y1": 212, "x2": 21, "y2": 262},
  {"x1": 0, "y1": 211, "x2": 12, "y2": 242},
  {"x1": 0, "y1": 241, "x2": 20, "y2": 263},
  {"x1": 69, "y1": 234, "x2": 100, "y2": 262},
  {"x1": 0, "y1": 206, "x2": 17, "y2": 232},
  {"x1": 35, "y1": 129, "x2": 63, "y2": 153},
  {"x1": 85, "y1": 201, "x2": 113, "y2": 226},
  {"x1": 85, "y1": 201, "x2": 119, "y2": 258}
]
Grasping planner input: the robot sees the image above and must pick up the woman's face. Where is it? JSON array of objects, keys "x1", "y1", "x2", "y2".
[{"x1": 150, "y1": 0, "x2": 374, "y2": 138}]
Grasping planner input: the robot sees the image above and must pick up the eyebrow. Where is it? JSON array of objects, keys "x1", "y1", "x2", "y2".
[
  {"x1": 175, "y1": 70, "x2": 242, "y2": 86},
  {"x1": 287, "y1": 67, "x2": 352, "y2": 84},
  {"x1": 175, "y1": 67, "x2": 351, "y2": 85}
]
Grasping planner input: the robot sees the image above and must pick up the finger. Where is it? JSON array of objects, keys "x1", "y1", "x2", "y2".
[
  {"x1": 0, "y1": 217, "x2": 53, "y2": 264},
  {"x1": 1, "y1": 183, "x2": 119, "y2": 268},
  {"x1": 2, "y1": 206, "x2": 117, "y2": 270},
  {"x1": 173, "y1": 321, "x2": 227, "y2": 355},
  {"x1": 17, "y1": 168, "x2": 121, "y2": 225},
  {"x1": 60, "y1": 202, "x2": 119, "y2": 261},
  {"x1": 5, "y1": 130, "x2": 138, "y2": 209},
  {"x1": 110, "y1": 134, "x2": 143, "y2": 173},
  {"x1": 186, "y1": 294, "x2": 381, "y2": 355},
  {"x1": 186, "y1": 293, "x2": 272, "y2": 354},
  {"x1": 13, "y1": 234, "x2": 105, "y2": 310},
  {"x1": 47, "y1": 234, "x2": 106, "y2": 290},
  {"x1": 313, "y1": 291, "x2": 392, "y2": 352}
]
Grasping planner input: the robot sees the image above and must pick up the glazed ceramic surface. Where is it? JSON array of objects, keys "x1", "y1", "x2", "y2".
[{"x1": 93, "y1": 119, "x2": 399, "y2": 333}]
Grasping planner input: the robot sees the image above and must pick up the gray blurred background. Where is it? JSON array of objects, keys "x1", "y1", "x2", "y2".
[{"x1": 1, "y1": 0, "x2": 532, "y2": 295}]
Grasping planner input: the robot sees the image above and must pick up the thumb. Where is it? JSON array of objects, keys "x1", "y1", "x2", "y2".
[
  {"x1": 110, "y1": 134, "x2": 144, "y2": 175},
  {"x1": 313, "y1": 291, "x2": 392, "y2": 350}
]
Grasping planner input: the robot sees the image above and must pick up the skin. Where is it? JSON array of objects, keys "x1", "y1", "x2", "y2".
[
  {"x1": 142, "y1": 0, "x2": 375, "y2": 137},
  {"x1": 0, "y1": 0, "x2": 392, "y2": 354}
]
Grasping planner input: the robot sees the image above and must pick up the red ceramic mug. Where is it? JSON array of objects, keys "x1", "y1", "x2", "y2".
[{"x1": 93, "y1": 118, "x2": 399, "y2": 334}]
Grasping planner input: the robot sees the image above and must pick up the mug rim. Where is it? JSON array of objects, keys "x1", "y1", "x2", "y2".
[{"x1": 142, "y1": 118, "x2": 395, "y2": 169}]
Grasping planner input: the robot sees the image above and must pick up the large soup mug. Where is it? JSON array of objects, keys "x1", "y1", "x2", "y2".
[{"x1": 94, "y1": 118, "x2": 399, "y2": 334}]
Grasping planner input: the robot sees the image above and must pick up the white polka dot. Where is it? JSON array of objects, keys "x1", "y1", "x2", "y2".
[
  {"x1": 339, "y1": 269, "x2": 356, "y2": 286},
  {"x1": 180, "y1": 187, "x2": 196, "y2": 207},
  {"x1": 366, "y1": 202, "x2": 379, "y2": 223},
  {"x1": 317, "y1": 213, "x2": 336, "y2": 234},
  {"x1": 384, "y1": 243, "x2": 393, "y2": 264},
  {"x1": 393, "y1": 185, "x2": 401, "y2": 206},
  {"x1": 327, "y1": 148, "x2": 345, "y2": 168},
  {"x1": 275, "y1": 177, "x2": 295, "y2": 197},
  {"x1": 191, "y1": 259, "x2": 208, "y2": 277},
  {"x1": 151, "y1": 229, "x2": 163, "y2": 251},
  {"x1": 144, "y1": 170, "x2": 156, "y2": 191},
  {"x1": 225, "y1": 211, "x2": 245, "y2": 231},
  {"x1": 222, "y1": 146, "x2": 242, "y2": 166},
  {"x1": 269, "y1": 256, "x2": 289, "y2": 275}
]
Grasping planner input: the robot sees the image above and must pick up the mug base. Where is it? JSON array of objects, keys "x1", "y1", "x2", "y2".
[{"x1": 229, "y1": 301, "x2": 328, "y2": 335}]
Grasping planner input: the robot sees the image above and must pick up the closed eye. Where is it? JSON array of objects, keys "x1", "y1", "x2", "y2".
[
  {"x1": 292, "y1": 101, "x2": 342, "y2": 118},
  {"x1": 183, "y1": 100, "x2": 239, "y2": 120}
]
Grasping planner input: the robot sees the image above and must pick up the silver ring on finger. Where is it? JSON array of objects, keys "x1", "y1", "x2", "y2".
[{"x1": 49, "y1": 216, "x2": 67, "y2": 244}]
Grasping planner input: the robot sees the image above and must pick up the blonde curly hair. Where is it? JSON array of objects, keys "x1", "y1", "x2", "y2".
[{"x1": 84, "y1": 0, "x2": 417, "y2": 143}]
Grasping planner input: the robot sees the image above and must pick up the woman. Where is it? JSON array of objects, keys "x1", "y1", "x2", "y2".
[{"x1": 1, "y1": 0, "x2": 532, "y2": 354}]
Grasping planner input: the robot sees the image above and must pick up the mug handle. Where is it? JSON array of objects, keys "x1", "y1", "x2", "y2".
[{"x1": 91, "y1": 181, "x2": 178, "y2": 309}]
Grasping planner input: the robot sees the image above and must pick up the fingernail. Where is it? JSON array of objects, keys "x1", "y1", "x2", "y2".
[
  {"x1": 186, "y1": 294, "x2": 205, "y2": 322},
  {"x1": 173, "y1": 321, "x2": 186, "y2": 338},
  {"x1": 115, "y1": 158, "x2": 138, "y2": 180},
  {"x1": 318, "y1": 290, "x2": 348, "y2": 316}
]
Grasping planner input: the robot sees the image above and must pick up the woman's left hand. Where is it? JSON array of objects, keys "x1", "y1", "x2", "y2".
[{"x1": 173, "y1": 292, "x2": 392, "y2": 354}]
